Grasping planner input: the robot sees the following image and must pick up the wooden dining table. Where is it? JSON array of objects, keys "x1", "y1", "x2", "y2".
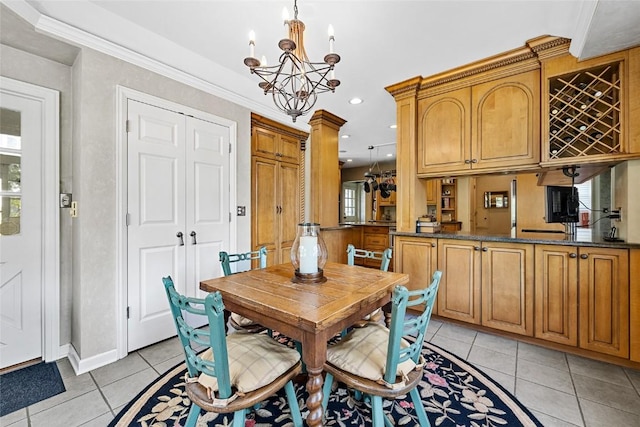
[{"x1": 200, "y1": 261, "x2": 409, "y2": 427}]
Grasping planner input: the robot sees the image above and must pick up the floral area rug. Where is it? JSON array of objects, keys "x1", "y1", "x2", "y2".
[{"x1": 110, "y1": 334, "x2": 542, "y2": 427}]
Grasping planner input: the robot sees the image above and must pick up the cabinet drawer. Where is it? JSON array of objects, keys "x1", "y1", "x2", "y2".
[{"x1": 364, "y1": 235, "x2": 388, "y2": 247}]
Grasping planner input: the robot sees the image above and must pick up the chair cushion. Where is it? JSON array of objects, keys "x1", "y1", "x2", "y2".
[
  {"x1": 326, "y1": 322, "x2": 417, "y2": 383},
  {"x1": 230, "y1": 312, "x2": 257, "y2": 327},
  {"x1": 197, "y1": 333, "x2": 300, "y2": 394}
]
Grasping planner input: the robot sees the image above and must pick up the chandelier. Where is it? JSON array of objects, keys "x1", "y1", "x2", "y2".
[{"x1": 243, "y1": 0, "x2": 341, "y2": 122}]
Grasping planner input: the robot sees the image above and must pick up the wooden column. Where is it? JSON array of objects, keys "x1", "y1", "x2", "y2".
[
  {"x1": 385, "y1": 77, "x2": 422, "y2": 232},
  {"x1": 308, "y1": 110, "x2": 347, "y2": 227}
]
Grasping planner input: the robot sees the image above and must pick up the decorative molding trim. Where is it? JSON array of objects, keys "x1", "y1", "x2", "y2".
[
  {"x1": 385, "y1": 76, "x2": 422, "y2": 99},
  {"x1": 250, "y1": 113, "x2": 309, "y2": 141},
  {"x1": 308, "y1": 109, "x2": 348, "y2": 129},
  {"x1": 67, "y1": 344, "x2": 118, "y2": 375}
]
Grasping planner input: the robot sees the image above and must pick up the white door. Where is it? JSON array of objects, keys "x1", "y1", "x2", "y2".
[
  {"x1": 0, "y1": 93, "x2": 43, "y2": 368},
  {"x1": 127, "y1": 100, "x2": 230, "y2": 351}
]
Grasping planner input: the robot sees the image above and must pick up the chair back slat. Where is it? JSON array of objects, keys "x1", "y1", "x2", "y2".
[
  {"x1": 383, "y1": 271, "x2": 442, "y2": 385},
  {"x1": 219, "y1": 246, "x2": 267, "y2": 276},
  {"x1": 346, "y1": 244, "x2": 392, "y2": 272},
  {"x1": 162, "y1": 276, "x2": 234, "y2": 398}
]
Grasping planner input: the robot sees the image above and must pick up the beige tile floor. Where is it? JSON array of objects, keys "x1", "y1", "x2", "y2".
[{"x1": 2, "y1": 319, "x2": 640, "y2": 427}]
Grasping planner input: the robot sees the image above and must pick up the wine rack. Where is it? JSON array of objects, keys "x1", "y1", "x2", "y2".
[{"x1": 548, "y1": 62, "x2": 621, "y2": 160}]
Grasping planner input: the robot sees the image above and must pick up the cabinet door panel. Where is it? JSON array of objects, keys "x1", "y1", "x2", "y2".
[
  {"x1": 534, "y1": 245, "x2": 578, "y2": 346},
  {"x1": 394, "y1": 237, "x2": 438, "y2": 312},
  {"x1": 279, "y1": 134, "x2": 301, "y2": 164},
  {"x1": 579, "y1": 248, "x2": 629, "y2": 358},
  {"x1": 481, "y1": 242, "x2": 534, "y2": 335},
  {"x1": 418, "y1": 88, "x2": 471, "y2": 174},
  {"x1": 437, "y1": 239, "x2": 480, "y2": 324},
  {"x1": 472, "y1": 71, "x2": 540, "y2": 170},
  {"x1": 279, "y1": 162, "x2": 301, "y2": 263},
  {"x1": 252, "y1": 127, "x2": 278, "y2": 160},
  {"x1": 252, "y1": 158, "x2": 278, "y2": 261}
]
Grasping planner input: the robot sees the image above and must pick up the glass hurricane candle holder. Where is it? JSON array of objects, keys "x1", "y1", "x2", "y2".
[{"x1": 291, "y1": 223, "x2": 328, "y2": 284}]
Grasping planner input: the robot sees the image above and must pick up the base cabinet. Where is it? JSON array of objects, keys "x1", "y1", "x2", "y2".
[
  {"x1": 534, "y1": 245, "x2": 579, "y2": 346},
  {"x1": 394, "y1": 237, "x2": 438, "y2": 312},
  {"x1": 437, "y1": 239, "x2": 481, "y2": 324},
  {"x1": 481, "y1": 242, "x2": 534, "y2": 336},
  {"x1": 578, "y1": 247, "x2": 629, "y2": 358},
  {"x1": 535, "y1": 245, "x2": 629, "y2": 358}
]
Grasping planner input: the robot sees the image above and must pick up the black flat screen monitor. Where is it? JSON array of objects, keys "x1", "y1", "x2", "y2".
[{"x1": 545, "y1": 185, "x2": 579, "y2": 223}]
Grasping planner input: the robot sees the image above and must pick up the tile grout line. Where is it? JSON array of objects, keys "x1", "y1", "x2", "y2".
[
  {"x1": 88, "y1": 370, "x2": 117, "y2": 421},
  {"x1": 565, "y1": 351, "x2": 587, "y2": 427}
]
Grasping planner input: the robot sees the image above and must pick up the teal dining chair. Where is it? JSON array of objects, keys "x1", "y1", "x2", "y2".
[
  {"x1": 347, "y1": 243, "x2": 393, "y2": 324},
  {"x1": 321, "y1": 271, "x2": 442, "y2": 427},
  {"x1": 219, "y1": 247, "x2": 267, "y2": 333},
  {"x1": 162, "y1": 276, "x2": 303, "y2": 427}
]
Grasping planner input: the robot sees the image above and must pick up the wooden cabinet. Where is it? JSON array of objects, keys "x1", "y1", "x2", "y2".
[
  {"x1": 360, "y1": 226, "x2": 391, "y2": 270},
  {"x1": 251, "y1": 113, "x2": 308, "y2": 265},
  {"x1": 437, "y1": 239, "x2": 481, "y2": 324},
  {"x1": 541, "y1": 47, "x2": 640, "y2": 166},
  {"x1": 631, "y1": 249, "x2": 640, "y2": 363},
  {"x1": 534, "y1": 245, "x2": 579, "y2": 346},
  {"x1": 252, "y1": 124, "x2": 301, "y2": 164},
  {"x1": 535, "y1": 245, "x2": 629, "y2": 358},
  {"x1": 393, "y1": 236, "x2": 438, "y2": 312},
  {"x1": 480, "y1": 242, "x2": 534, "y2": 336},
  {"x1": 425, "y1": 179, "x2": 438, "y2": 205},
  {"x1": 377, "y1": 189, "x2": 396, "y2": 206},
  {"x1": 417, "y1": 71, "x2": 540, "y2": 176},
  {"x1": 438, "y1": 239, "x2": 533, "y2": 336},
  {"x1": 578, "y1": 247, "x2": 629, "y2": 358}
]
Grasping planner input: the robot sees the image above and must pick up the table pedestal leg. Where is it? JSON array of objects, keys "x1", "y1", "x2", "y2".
[{"x1": 305, "y1": 366, "x2": 324, "y2": 427}]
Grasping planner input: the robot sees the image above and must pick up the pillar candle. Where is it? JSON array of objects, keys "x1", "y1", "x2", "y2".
[{"x1": 299, "y1": 235, "x2": 318, "y2": 273}]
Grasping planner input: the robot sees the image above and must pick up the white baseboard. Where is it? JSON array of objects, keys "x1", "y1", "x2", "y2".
[
  {"x1": 57, "y1": 343, "x2": 71, "y2": 360},
  {"x1": 67, "y1": 344, "x2": 118, "y2": 375}
]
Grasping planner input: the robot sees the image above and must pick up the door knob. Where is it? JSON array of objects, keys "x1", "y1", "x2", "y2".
[
  {"x1": 176, "y1": 231, "x2": 184, "y2": 246},
  {"x1": 190, "y1": 231, "x2": 197, "y2": 245}
]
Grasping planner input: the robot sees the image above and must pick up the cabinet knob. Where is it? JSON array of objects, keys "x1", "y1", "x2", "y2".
[
  {"x1": 431, "y1": 242, "x2": 436, "y2": 247},
  {"x1": 482, "y1": 246, "x2": 488, "y2": 252},
  {"x1": 580, "y1": 253, "x2": 588, "y2": 259},
  {"x1": 474, "y1": 246, "x2": 480, "y2": 251},
  {"x1": 472, "y1": 159, "x2": 478, "y2": 163},
  {"x1": 465, "y1": 159, "x2": 471, "y2": 164},
  {"x1": 569, "y1": 253, "x2": 577, "y2": 258}
]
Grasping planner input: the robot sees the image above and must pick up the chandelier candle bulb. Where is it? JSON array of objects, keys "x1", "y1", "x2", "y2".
[
  {"x1": 299, "y1": 235, "x2": 318, "y2": 274},
  {"x1": 260, "y1": 56, "x2": 267, "y2": 67},
  {"x1": 328, "y1": 24, "x2": 335, "y2": 53},
  {"x1": 282, "y1": 8, "x2": 290, "y2": 38},
  {"x1": 249, "y1": 30, "x2": 256, "y2": 58}
]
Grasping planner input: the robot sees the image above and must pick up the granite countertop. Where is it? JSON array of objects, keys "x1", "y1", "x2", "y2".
[
  {"x1": 321, "y1": 222, "x2": 396, "y2": 231},
  {"x1": 391, "y1": 229, "x2": 640, "y2": 249}
]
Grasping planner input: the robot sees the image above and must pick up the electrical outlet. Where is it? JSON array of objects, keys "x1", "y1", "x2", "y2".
[
  {"x1": 70, "y1": 201, "x2": 78, "y2": 217},
  {"x1": 615, "y1": 207, "x2": 622, "y2": 222},
  {"x1": 236, "y1": 206, "x2": 246, "y2": 216}
]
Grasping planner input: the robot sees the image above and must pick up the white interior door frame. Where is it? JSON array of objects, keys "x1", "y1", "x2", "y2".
[
  {"x1": 0, "y1": 76, "x2": 60, "y2": 363},
  {"x1": 115, "y1": 86, "x2": 237, "y2": 359}
]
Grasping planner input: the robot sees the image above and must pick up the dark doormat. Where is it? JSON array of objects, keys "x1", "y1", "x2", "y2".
[{"x1": 0, "y1": 361, "x2": 66, "y2": 416}]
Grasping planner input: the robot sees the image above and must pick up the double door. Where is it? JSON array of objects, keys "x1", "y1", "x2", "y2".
[
  {"x1": 535, "y1": 245, "x2": 629, "y2": 358},
  {"x1": 252, "y1": 157, "x2": 300, "y2": 264},
  {"x1": 417, "y1": 71, "x2": 540, "y2": 176},
  {"x1": 127, "y1": 100, "x2": 231, "y2": 351},
  {"x1": 437, "y1": 239, "x2": 534, "y2": 336}
]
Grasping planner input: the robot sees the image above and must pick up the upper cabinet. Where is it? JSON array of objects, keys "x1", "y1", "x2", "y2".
[
  {"x1": 252, "y1": 121, "x2": 302, "y2": 164},
  {"x1": 418, "y1": 71, "x2": 540, "y2": 175},
  {"x1": 541, "y1": 47, "x2": 640, "y2": 166}
]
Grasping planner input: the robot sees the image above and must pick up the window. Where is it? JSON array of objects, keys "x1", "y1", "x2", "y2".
[{"x1": 344, "y1": 187, "x2": 355, "y2": 217}]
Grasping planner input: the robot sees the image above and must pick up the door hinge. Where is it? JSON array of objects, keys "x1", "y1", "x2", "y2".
[
  {"x1": 125, "y1": 213, "x2": 131, "y2": 226},
  {"x1": 126, "y1": 306, "x2": 130, "y2": 319},
  {"x1": 229, "y1": 212, "x2": 232, "y2": 222},
  {"x1": 229, "y1": 143, "x2": 232, "y2": 154},
  {"x1": 125, "y1": 120, "x2": 131, "y2": 132}
]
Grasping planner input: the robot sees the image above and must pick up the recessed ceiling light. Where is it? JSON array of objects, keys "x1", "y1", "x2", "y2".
[
  {"x1": 386, "y1": 153, "x2": 393, "y2": 157},
  {"x1": 341, "y1": 134, "x2": 350, "y2": 139},
  {"x1": 389, "y1": 124, "x2": 397, "y2": 129},
  {"x1": 339, "y1": 150, "x2": 347, "y2": 153},
  {"x1": 349, "y1": 97, "x2": 363, "y2": 105},
  {"x1": 346, "y1": 159, "x2": 353, "y2": 162}
]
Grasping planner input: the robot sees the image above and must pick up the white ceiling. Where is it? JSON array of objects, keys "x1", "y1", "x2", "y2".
[{"x1": 3, "y1": 0, "x2": 640, "y2": 167}]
